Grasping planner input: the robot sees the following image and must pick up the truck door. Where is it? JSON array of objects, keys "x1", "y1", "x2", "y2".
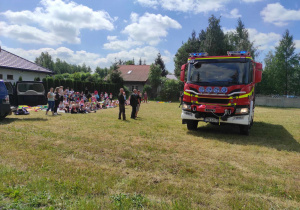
[
  {"x1": 16, "y1": 81, "x2": 47, "y2": 106},
  {"x1": 4, "y1": 82, "x2": 15, "y2": 106}
]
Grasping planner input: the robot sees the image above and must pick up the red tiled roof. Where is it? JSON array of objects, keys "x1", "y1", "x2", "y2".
[
  {"x1": 0, "y1": 48, "x2": 53, "y2": 73},
  {"x1": 118, "y1": 65, "x2": 150, "y2": 82}
]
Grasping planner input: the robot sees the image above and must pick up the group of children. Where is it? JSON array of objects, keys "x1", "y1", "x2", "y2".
[{"x1": 47, "y1": 86, "x2": 118, "y2": 115}]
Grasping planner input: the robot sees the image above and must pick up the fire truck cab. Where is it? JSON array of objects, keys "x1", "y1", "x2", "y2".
[{"x1": 180, "y1": 51, "x2": 262, "y2": 135}]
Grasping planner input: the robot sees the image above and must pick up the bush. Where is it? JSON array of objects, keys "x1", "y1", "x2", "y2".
[
  {"x1": 159, "y1": 79, "x2": 183, "y2": 101},
  {"x1": 18, "y1": 76, "x2": 22, "y2": 81}
]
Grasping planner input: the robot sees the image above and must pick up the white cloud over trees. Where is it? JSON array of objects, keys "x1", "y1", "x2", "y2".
[
  {"x1": 261, "y1": 3, "x2": 300, "y2": 26},
  {"x1": 0, "y1": 0, "x2": 115, "y2": 45}
]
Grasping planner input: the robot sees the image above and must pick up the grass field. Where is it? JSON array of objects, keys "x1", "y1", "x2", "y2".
[{"x1": 0, "y1": 102, "x2": 299, "y2": 209}]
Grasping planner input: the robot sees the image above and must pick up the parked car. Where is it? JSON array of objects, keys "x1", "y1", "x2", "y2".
[{"x1": 0, "y1": 80, "x2": 47, "y2": 119}]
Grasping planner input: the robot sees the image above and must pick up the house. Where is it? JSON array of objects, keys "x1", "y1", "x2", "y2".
[
  {"x1": 166, "y1": 74, "x2": 178, "y2": 80},
  {"x1": 0, "y1": 47, "x2": 53, "y2": 83},
  {"x1": 118, "y1": 65, "x2": 151, "y2": 92}
]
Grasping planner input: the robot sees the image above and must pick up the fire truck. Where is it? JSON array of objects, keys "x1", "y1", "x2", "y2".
[{"x1": 180, "y1": 51, "x2": 262, "y2": 135}]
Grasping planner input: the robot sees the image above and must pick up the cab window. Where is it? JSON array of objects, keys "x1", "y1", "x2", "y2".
[{"x1": 18, "y1": 83, "x2": 45, "y2": 93}]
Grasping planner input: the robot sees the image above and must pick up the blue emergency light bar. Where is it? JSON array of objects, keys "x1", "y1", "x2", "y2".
[
  {"x1": 189, "y1": 52, "x2": 208, "y2": 57},
  {"x1": 227, "y1": 51, "x2": 250, "y2": 56}
]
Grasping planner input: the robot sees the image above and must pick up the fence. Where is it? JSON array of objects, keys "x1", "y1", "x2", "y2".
[{"x1": 256, "y1": 96, "x2": 300, "y2": 108}]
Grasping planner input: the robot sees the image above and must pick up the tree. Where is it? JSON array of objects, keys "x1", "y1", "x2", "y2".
[
  {"x1": 202, "y1": 15, "x2": 226, "y2": 56},
  {"x1": 225, "y1": 18, "x2": 257, "y2": 59},
  {"x1": 35, "y1": 52, "x2": 54, "y2": 71},
  {"x1": 257, "y1": 30, "x2": 300, "y2": 95},
  {"x1": 108, "y1": 63, "x2": 124, "y2": 85},
  {"x1": 139, "y1": 57, "x2": 142, "y2": 65},
  {"x1": 155, "y1": 53, "x2": 168, "y2": 77},
  {"x1": 174, "y1": 32, "x2": 201, "y2": 77},
  {"x1": 18, "y1": 76, "x2": 22, "y2": 81},
  {"x1": 275, "y1": 30, "x2": 298, "y2": 95},
  {"x1": 149, "y1": 64, "x2": 162, "y2": 97}
]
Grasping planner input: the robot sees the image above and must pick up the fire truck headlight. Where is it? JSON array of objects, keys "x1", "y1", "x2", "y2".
[
  {"x1": 236, "y1": 108, "x2": 249, "y2": 114},
  {"x1": 182, "y1": 104, "x2": 191, "y2": 111}
]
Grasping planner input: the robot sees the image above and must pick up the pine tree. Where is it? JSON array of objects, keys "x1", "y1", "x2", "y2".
[
  {"x1": 155, "y1": 53, "x2": 168, "y2": 77},
  {"x1": 202, "y1": 15, "x2": 226, "y2": 56}
]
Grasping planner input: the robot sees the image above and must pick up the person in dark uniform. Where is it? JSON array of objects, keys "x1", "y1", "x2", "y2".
[
  {"x1": 130, "y1": 89, "x2": 138, "y2": 119},
  {"x1": 118, "y1": 88, "x2": 126, "y2": 120},
  {"x1": 54, "y1": 87, "x2": 60, "y2": 115}
]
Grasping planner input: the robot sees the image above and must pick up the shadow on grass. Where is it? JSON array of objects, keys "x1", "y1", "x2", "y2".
[
  {"x1": 187, "y1": 122, "x2": 300, "y2": 152},
  {"x1": 0, "y1": 117, "x2": 48, "y2": 125}
]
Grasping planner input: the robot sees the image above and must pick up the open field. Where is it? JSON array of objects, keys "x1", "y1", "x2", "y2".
[{"x1": 0, "y1": 103, "x2": 299, "y2": 209}]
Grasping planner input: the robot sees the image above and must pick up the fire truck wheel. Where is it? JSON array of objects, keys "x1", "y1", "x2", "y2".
[
  {"x1": 239, "y1": 124, "x2": 250, "y2": 136},
  {"x1": 187, "y1": 120, "x2": 198, "y2": 130}
]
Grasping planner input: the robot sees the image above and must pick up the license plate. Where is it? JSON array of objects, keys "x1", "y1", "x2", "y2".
[
  {"x1": 184, "y1": 111, "x2": 192, "y2": 116},
  {"x1": 204, "y1": 117, "x2": 218, "y2": 123},
  {"x1": 205, "y1": 109, "x2": 216, "y2": 112}
]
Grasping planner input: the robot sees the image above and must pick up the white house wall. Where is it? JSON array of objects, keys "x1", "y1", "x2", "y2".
[{"x1": 0, "y1": 68, "x2": 49, "y2": 83}]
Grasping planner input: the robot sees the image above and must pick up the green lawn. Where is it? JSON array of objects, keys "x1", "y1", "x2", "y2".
[{"x1": 0, "y1": 103, "x2": 299, "y2": 209}]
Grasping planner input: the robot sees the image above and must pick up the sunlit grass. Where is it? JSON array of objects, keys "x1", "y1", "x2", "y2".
[{"x1": 0, "y1": 103, "x2": 299, "y2": 209}]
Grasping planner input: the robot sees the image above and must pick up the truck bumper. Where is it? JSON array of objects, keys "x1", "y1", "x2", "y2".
[
  {"x1": 181, "y1": 110, "x2": 250, "y2": 125},
  {"x1": 0, "y1": 103, "x2": 11, "y2": 117}
]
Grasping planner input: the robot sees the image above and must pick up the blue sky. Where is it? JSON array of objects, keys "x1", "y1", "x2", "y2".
[{"x1": 0, "y1": 0, "x2": 299, "y2": 73}]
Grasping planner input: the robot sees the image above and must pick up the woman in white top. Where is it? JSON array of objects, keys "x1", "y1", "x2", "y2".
[{"x1": 46, "y1": 87, "x2": 55, "y2": 115}]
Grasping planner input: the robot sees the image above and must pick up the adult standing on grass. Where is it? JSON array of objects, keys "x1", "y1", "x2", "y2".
[
  {"x1": 136, "y1": 90, "x2": 141, "y2": 118},
  {"x1": 130, "y1": 89, "x2": 138, "y2": 119},
  {"x1": 46, "y1": 87, "x2": 55, "y2": 115},
  {"x1": 143, "y1": 91, "x2": 148, "y2": 103},
  {"x1": 118, "y1": 88, "x2": 126, "y2": 120},
  {"x1": 53, "y1": 87, "x2": 60, "y2": 115}
]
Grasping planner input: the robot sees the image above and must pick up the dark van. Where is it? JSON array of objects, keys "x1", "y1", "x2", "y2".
[{"x1": 0, "y1": 80, "x2": 47, "y2": 119}]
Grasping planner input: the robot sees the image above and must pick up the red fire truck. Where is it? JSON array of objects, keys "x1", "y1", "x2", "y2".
[{"x1": 180, "y1": 51, "x2": 262, "y2": 135}]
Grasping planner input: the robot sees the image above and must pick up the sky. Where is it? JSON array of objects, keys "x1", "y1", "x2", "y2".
[{"x1": 0, "y1": 0, "x2": 300, "y2": 73}]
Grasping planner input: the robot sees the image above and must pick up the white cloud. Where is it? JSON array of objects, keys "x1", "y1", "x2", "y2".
[
  {"x1": 248, "y1": 28, "x2": 281, "y2": 50},
  {"x1": 136, "y1": 0, "x2": 229, "y2": 14},
  {"x1": 2, "y1": 45, "x2": 173, "y2": 71},
  {"x1": 295, "y1": 40, "x2": 300, "y2": 50},
  {"x1": 0, "y1": 0, "x2": 114, "y2": 45},
  {"x1": 223, "y1": 8, "x2": 241, "y2": 19},
  {"x1": 122, "y1": 13, "x2": 181, "y2": 46},
  {"x1": 103, "y1": 13, "x2": 181, "y2": 51},
  {"x1": 103, "y1": 38, "x2": 142, "y2": 51},
  {"x1": 242, "y1": 0, "x2": 264, "y2": 2},
  {"x1": 222, "y1": 27, "x2": 281, "y2": 50},
  {"x1": 130, "y1": 12, "x2": 139, "y2": 22},
  {"x1": 261, "y1": 3, "x2": 300, "y2": 26},
  {"x1": 135, "y1": 0, "x2": 159, "y2": 8}
]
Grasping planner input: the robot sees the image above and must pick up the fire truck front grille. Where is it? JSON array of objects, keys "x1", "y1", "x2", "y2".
[{"x1": 197, "y1": 98, "x2": 230, "y2": 104}]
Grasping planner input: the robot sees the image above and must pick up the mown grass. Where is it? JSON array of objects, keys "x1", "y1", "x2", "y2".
[{"x1": 0, "y1": 103, "x2": 299, "y2": 209}]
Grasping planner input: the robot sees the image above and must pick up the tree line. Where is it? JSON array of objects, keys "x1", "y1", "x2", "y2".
[{"x1": 174, "y1": 15, "x2": 300, "y2": 96}]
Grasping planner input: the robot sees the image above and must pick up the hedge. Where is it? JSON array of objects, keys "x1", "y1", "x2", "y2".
[{"x1": 43, "y1": 77, "x2": 121, "y2": 97}]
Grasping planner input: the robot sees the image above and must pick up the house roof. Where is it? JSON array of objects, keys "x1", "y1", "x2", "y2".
[
  {"x1": 118, "y1": 65, "x2": 150, "y2": 82},
  {"x1": 166, "y1": 74, "x2": 178, "y2": 80},
  {"x1": 0, "y1": 48, "x2": 53, "y2": 74}
]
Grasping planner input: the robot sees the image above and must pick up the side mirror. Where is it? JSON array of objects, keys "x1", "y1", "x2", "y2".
[
  {"x1": 255, "y1": 62, "x2": 262, "y2": 71},
  {"x1": 180, "y1": 64, "x2": 186, "y2": 82},
  {"x1": 255, "y1": 62, "x2": 262, "y2": 83}
]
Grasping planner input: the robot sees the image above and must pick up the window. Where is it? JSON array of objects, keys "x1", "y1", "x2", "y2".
[
  {"x1": 131, "y1": 85, "x2": 139, "y2": 91},
  {"x1": 7, "y1": 75, "x2": 13, "y2": 80},
  {"x1": 249, "y1": 62, "x2": 254, "y2": 83},
  {"x1": 17, "y1": 83, "x2": 45, "y2": 93},
  {"x1": 0, "y1": 74, "x2": 3, "y2": 79}
]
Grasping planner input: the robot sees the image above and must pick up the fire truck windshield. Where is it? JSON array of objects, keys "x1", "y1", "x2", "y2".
[{"x1": 187, "y1": 61, "x2": 250, "y2": 86}]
